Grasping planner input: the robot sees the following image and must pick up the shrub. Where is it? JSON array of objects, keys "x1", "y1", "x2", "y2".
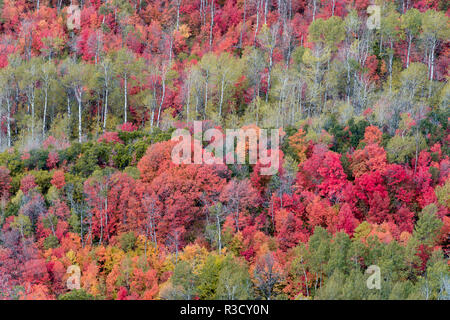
[
  {"x1": 97, "y1": 131, "x2": 123, "y2": 144},
  {"x1": 24, "y1": 149, "x2": 49, "y2": 170},
  {"x1": 118, "y1": 122, "x2": 138, "y2": 132},
  {"x1": 112, "y1": 144, "x2": 133, "y2": 170},
  {"x1": 58, "y1": 289, "x2": 96, "y2": 300},
  {"x1": 120, "y1": 231, "x2": 137, "y2": 252},
  {"x1": 43, "y1": 234, "x2": 60, "y2": 249}
]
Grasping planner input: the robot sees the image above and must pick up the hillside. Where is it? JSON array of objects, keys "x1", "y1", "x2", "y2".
[{"x1": 0, "y1": 0, "x2": 449, "y2": 300}]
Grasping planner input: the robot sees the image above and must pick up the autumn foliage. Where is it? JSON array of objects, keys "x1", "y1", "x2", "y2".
[{"x1": 0, "y1": 0, "x2": 448, "y2": 301}]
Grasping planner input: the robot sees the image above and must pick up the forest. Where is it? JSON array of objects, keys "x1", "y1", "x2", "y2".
[{"x1": 0, "y1": 0, "x2": 449, "y2": 300}]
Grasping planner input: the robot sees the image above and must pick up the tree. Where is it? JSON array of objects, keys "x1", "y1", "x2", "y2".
[
  {"x1": 148, "y1": 163, "x2": 227, "y2": 245},
  {"x1": 399, "y1": 63, "x2": 428, "y2": 109},
  {"x1": 137, "y1": 140, "x2": 176, "y2": 183},
  {"x1": 59, "y1": 289, "x2": 96, "y2": 300},
  {"x1": 138, "y1": 186, "x2": 162, "y2": 254},
  {"x1": 113, "y1": 48, "x2": 140, "y2": 124},
  {"x1": 11, "y1": 214, "x2": 32, "y2": 240},
  {"x1": 0, "y1": 67, "x2": 14, "y2": 148},
  {"x1": 40, "y1": 60, "x2": 56, "y2": 140},
  {"x1": 196, "y1": 254, "x2": 223, "y2": 299},
  {"x1": 326, "y1": 232, "x2": 351, "y2": 277},
  {"x1": 19, "y1": 58, "x2": 39, "y2": 143},
  {"x1": 0, "y1": 166, "x2": 12, "y2": 205},
  {"x1": 99, "y1": 56, "x2": 115, "y2": 130},
  {"x1": 418, "y1": 249, "x2": 449, "y2": 300},
  {"x1": 220, "y1": 179, "x2": 259, "y2": 233},
  {"x1": 401, "y1": 8, "x2": 422, "y2": 68},
  {"x1": 242, "y1": 47, "x2": 265, "y2": 107},
  {"x1": 216, "y1": 255, "x2": 253, "y2": 299},
  {"x1": 301, "y1": 47, "x2": 329, "y2": 115},
  {"x1": 295, "y1": 145, "x2": 348, "y2": 202},
  {"x1": 306, "y1": 226, "x2": 331, "y2": 293},
  {"x1": 308, "y1": 16, "x2": 345, "y2": 53},
  {"x1": 336, "y1": 203, "x2": 358, "y2": 236},
  {"x1": 288, "y1": 128, "x2": 309, "y2": 163},
  {"x1": 206, "y1": 52, "x2": 242, "y2": 118},
  {"x1": 307, "y1": 16, "x2": 345, "y2": 110},
  {"x1": 412, "y1": 204, "x2": 444, "y2": 247},
  {"x1": 253, "y1": 252, "x2": 283, "y2": 300},
  {"x1": 169, "y1": 260, "x2": 198, "y2": 299},
  {"x1": 420, "y1": 10, "x2": 449, "y2": 95},
  {"x1": 258, "y1": 22, "x2": 280, "y2": 102},
  {"x1": 381, "y1": 6, "x2": 402, "y2": 93},
  {"x1": 84, "y1": 169, "x2": 117, "y2": 245},
  {"x1": 61, "y1": 59, "x2": 96, "y2": 143},
  {"x1": 205, "y1": 202, "x2": 226, "y2": 253}
]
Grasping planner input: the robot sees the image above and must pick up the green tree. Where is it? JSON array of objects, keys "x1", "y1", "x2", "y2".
[
  {"x1": 308, "y1": 16, "x2": 345, "y2": 52},
  {"x1": 40, "y1": 59, "x2": 57, "y2": 140},
  {"x1": 197, "y1": 255, "x2": 223, "y2": 299},
  {"x1": 99, "y1": 55, "x2": 116, "y2": 130},
  {"x1": 216, "y1": 255, "x2": 253, "y2": 300},
  {"x1": 420, "y1": 10, "x2": 449, "y2": 95},
  {"x1": 380, "y1": 6, "x2": 402, "y2": 93},
  {"x1": 378, "y1": 241, "x2": 407, "y2": 284},
  {"x1": 398, "y1": 63, "x2": 428, "y2": 111},
  {"x1": 11, "y1": 214, "x2": 32, "y2": 239},
  {"x1": 307, "y1": 16, "x2": 345, "y2": 112},
  {"x1": 401, "y1": 8, "x2": 422, "y2": 68},
  {"x1": 58, "y1": 289, "x2": 96, "y2": 300},
  {"x1": 19, "y1": 57, "x2": 40, "y2": 143},
  {"x1": 170, "y1": 260, "x2": 198, "y2": 299},
  {"x1": 43, "y1": 234, "x2": 60, "y2": 249},
  {"x1": 306, "y1": 227, "x2": 330, "y2": 294},
  {"x1": 62, "y1": 59, "x2": 97, "y2": 143},
  {"x1": 326, "y1": 232, "x2": 351, "y2": 277},
  {"x1": 435, "y1": 179, "x2": 450, "y2": 208},
  {"x1": 212, "y1": 53, "x2": 242, "y2": 118},
  {"x1": 342, "y1": 269, "x2": 370, "y2": 300},
  {"x1": 113, "y1": 48, "x2": 140, "y2": 124},
  {"x1": 412, "y1": 204, "x2": 444, "y2": 246},
  {"x1": 301, "y1": 47, "x2": 330, "y2": 115},
  {"x1": 257, "y1": 23, "x2": 280, "y2": 102},
  {"x1": 418, "y1": 249, "x2": 449, "y2": 300}
]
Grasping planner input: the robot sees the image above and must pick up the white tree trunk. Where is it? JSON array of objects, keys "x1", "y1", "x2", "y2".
[
  {"x1": 76, "y1": 90, "x2": 82, "y2": 143},
  {"x1": 6, "y1": 98, "x2": 11, "y2": 148},
  {"x1": 103, "y1": 88, "x2": 108, "y2": 129},
  {"x1": 406, "y1": 35, "x2": 412, "y2": 67},
  {"x1": 124, "y1": 76, "x2": 128, "y2": 123},
  {"x1": 42, "y1": 88, "x2": 48, "y2": 140},
  {"x1": 157, "y1": 73, "x2": 166, "y2": 127},
  {"x1": 219, "y1": 77, "x2": 225, "y2": 116}
]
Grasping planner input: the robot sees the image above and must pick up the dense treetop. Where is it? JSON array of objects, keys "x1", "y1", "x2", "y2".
[{"x1": 0, "y1": 0, "x2": 448, "y2": 300}]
